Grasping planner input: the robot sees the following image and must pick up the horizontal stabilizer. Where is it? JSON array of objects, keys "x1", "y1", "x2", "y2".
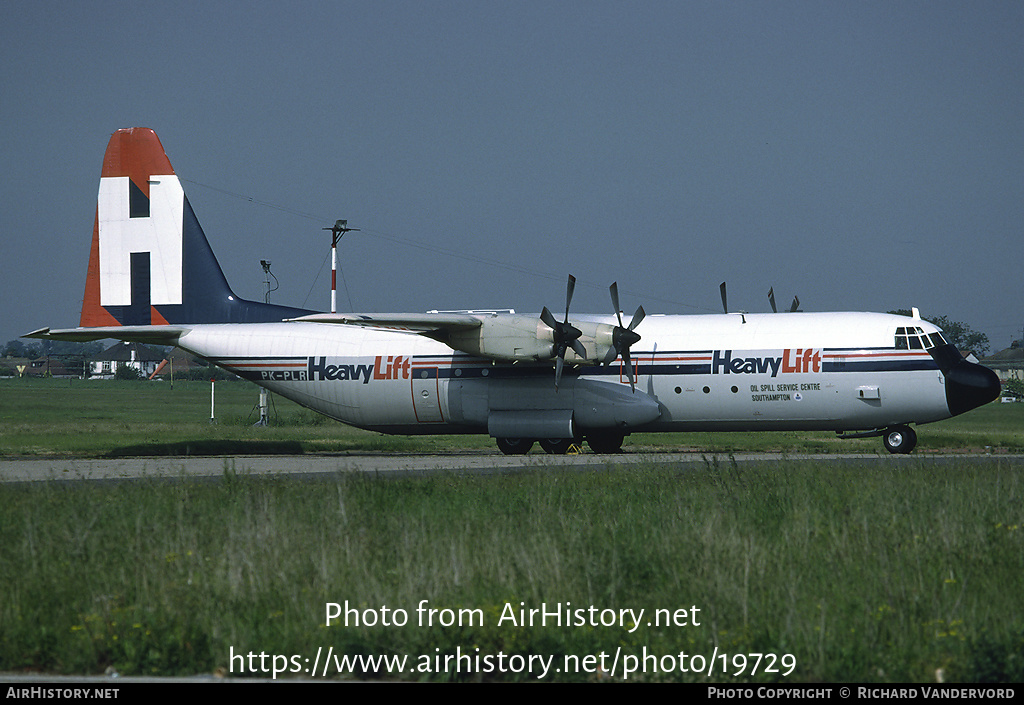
[{"x1": 23, "y1": 326, "x2": 188, "y2": 345}]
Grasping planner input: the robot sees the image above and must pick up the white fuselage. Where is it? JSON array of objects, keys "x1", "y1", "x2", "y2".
[{"x1": 174, "y1": 311, "x2": 952, "y2": 436}]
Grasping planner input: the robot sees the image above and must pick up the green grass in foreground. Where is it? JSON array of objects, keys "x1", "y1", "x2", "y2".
[
  {"x1": 1, "y1": 377, "x2": 1021, "y2": 456},
  {"x1": 2, "y1": 460, "x2": 1022, "y2": 681}
]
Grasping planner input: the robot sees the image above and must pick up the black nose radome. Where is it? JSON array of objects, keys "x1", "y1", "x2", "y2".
[
  {"x1": 945, "y1": 362, "x2": 1001, "y2": 416},
  {"x1": 929, "y1": 344, "x2": 1001, "y2": 416}
]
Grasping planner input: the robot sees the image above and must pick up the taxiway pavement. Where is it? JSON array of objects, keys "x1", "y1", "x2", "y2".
[{"x1": 2, "y1": 452, "x2": 1021, "y2": 484}]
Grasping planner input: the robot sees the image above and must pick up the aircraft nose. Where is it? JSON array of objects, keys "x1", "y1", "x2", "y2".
[
  {"x1": 944, "y1": 360, "x2": 1001, "y2": 416},
  {"x1": 929, "y1": 342, "x2": 1001, "y2": 416}
]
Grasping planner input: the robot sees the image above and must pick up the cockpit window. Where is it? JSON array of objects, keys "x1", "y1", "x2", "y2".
[{"x1": 895, "y1": 326, "x2": 942, "y2": 350}]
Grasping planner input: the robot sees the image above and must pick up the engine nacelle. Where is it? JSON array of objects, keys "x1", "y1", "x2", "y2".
[
  {"x1": 447, "y1": 315, "x2": 619, "y2": 364},
  {"x1": 447, "y1": 314, "x2": 554, "y2": 361},
  {"x1": 564, "y1": 320, "x2": 616, "y2": 365}
]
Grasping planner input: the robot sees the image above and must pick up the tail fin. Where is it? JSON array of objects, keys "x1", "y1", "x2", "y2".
[{"x1": 79, "y1": 127, "x2": 313, "y2": 327}]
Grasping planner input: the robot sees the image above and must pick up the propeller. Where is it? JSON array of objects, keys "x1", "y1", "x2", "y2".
[
  {"x1": 769, "y1": 287, "x2": 800, "y2": 313},
  {"x1": 540, "y1": 275, "x2": 586, "y2": 389},
  {"x1": 603, "y1": 282, "x2": 645, "y2": 392}
]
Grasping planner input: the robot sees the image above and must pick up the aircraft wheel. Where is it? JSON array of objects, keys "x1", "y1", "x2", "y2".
[
  {"x1": 496, "y1": 438, "x2": 534, "y2": 455},
  {"x1": 587, "y1": 432, "x2": 625, "y2": 454},
  {"x1": 539, "y1": 438, "x2": 577, "y2": 455},
  {"x1": 883, "y1": 425, "x2": 917, "y2": 455}
]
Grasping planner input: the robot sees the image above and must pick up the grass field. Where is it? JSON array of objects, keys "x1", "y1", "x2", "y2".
[
  {"x1": 2, "y1": 461, "x2": 1022, "y2": 682},
  {"x1": 1, "y1": 377, "x2": 1021, "y2": 457},
  {"x1": 1, "y1": 377, "x2": 1022, "y2": 682}
]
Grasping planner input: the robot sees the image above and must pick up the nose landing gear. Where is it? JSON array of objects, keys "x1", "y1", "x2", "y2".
[{"x1": 882, "y1": 425, "x2": 917, "y2": 455}]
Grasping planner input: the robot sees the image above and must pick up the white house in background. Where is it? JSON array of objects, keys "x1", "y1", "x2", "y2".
[{"x1": 89, "y1": 342, "x2": 165, "y2": 379}]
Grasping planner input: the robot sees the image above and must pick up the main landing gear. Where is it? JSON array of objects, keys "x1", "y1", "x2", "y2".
[
  {"x1": 495, "y1": 437, "x2": 534, "y2": 455},
  {"x1": 539, "y1": 438, "x2": 576, "y2": 455},
  {"x1": 584, "y1": 431, "x2": 625, "y2": 454},
  {"x1": 495, "y1": 431, "x2": 626, "y2": 455}
]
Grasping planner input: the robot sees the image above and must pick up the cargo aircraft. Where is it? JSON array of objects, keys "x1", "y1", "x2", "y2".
[{"x1": 26, "y1": 128, "x2": 1001, "y2": 455}]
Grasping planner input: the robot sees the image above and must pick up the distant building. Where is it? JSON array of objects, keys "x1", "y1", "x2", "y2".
[
  {"x1": 0, "y1": 357, "x2": 34, "y2": 378},
  {"x1": 89, "y1": 342, "x2": 166, "y2": 379},
  {"x1": 980, "y1": 342, "x2": 1023, "y2": 383},
  {"x1": 26, "y1": 356, "x2": 80, "y2": 378}
]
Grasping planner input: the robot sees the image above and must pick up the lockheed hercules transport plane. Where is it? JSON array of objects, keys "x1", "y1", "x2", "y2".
[{"x1": 26, "y1": 128, "x2": 1001, "y2": 454}]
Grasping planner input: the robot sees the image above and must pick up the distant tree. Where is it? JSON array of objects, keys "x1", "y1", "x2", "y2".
[
  {"x1": 114, "y1": 364, "x2": 143, "y2": 381},
  {"x1": 888, "y1": 310, "x2": 990, "y2": 357},
  {"x1": 3, "y1": 339, "x2": 104, "y2": 359},
  {"x1": 2, "y1": 339, "x2": 41, "y2": 359},
  {"x1": 50, "y1": 340, "x2": 106, "y2": 357},
  {"x1": 1002, "y1": 378, "x2": 1023, "y2": 401}
]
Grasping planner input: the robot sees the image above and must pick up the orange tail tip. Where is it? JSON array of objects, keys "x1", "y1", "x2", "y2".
[{"x1": 101, "y1": 127, "x2": 174, "y2": 197}]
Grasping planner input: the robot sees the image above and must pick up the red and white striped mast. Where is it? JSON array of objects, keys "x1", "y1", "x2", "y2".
[{"x1": 324, "y1": 219, "x2": 358, "y2": 313}]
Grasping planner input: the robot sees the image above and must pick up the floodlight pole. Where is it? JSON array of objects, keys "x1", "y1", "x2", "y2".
[
  {"x1": 323, "y1": 220, "x2": 359, "y2": 313},
  {"x1": 255, "y1": 259, "x2": 276, "y2": 426},
  {"x1": 255, "y1": 387, "x2": 269, "y2": 426}
]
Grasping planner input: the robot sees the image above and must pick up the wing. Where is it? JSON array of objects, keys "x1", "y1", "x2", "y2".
[
  {"x1": 290, "y1": 311, "x2": 564, "y2": 362},
  {"x1": 286, "y1": 312, "x2": 482, "y2": 344}
]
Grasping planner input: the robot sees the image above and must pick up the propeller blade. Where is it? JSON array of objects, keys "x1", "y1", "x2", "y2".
[
  {"x1": 622, "y1": 349, "x2": 636, "y2": 393},
  {"x1": 564, "y1": 274, "x2": 576, "y2": 321},
  {"x1": 720, "y1": 282, "x2": 728, "y2": 314},
  {"x1": 768, "y1": 287, "x2": 777, "y2": 313},
  {"x1": 628, "y1": 305, "x2": 645, "y2": 332},
  {"x1": 540, "y1": 306, "x2": 558, "y2": 332},
  {"x1": 554, "y1": 354, "x2": 565, "y2": 390},
  {"x1": 610, "y1": 281, "x2": 621, "y2": 317},
  {"x1": 570, "y1": 338, "x2": 587, "y2": 359}
]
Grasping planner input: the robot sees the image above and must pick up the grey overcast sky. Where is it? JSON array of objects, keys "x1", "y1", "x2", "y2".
[{"x1": 2, "y1": 1, "x2": 1022, "y2": 351}]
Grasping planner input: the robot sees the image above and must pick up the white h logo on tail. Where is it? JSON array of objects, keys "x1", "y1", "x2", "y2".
[{"x1": 97, "y1": 175, "x2": 184, "y2": 307}]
